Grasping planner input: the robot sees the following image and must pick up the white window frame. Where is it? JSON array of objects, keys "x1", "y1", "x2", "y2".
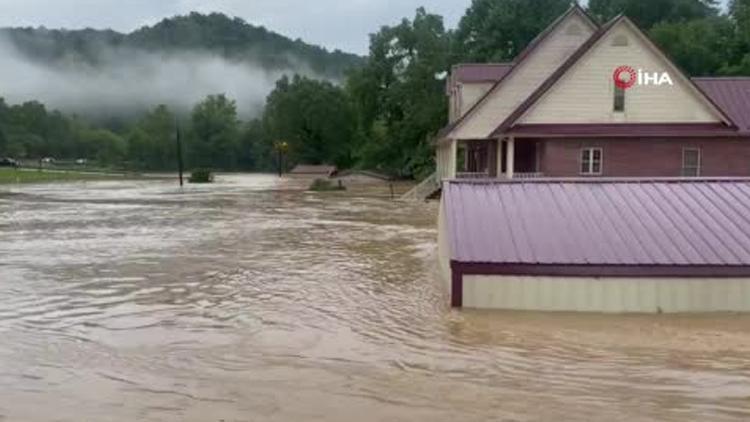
[
  {"x1": 580, "y1": 147, "x2": 603, "y2": 176},
  {"x1": 682, "y1": 148, "x2": 701, "y2": 177}
]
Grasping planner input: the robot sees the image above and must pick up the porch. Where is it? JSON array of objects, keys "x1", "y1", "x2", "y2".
[{"x1": 437, "y1": 138, "x2": 543, "y2": 180}]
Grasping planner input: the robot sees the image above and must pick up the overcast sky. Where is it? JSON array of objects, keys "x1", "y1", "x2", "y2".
[
  {"x1": 0, "y1": 0, "x2": 473, "y2": 55},
  {"x1": 0, "y1": 0, "x2": 732, "y2": 55}
]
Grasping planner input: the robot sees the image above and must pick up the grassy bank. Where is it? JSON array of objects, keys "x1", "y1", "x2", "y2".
[{"x1": 0, "y1": 168, "x2": 133, "y2": 184}]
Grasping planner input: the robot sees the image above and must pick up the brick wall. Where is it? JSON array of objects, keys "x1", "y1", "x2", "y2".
[{"x1": 538, "y1": 138, "x2": 750, "y2": 177}]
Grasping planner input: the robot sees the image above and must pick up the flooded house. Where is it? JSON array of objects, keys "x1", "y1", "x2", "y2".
[
  {"x1": 429, "y1": 5, "x2": 750, "y2": 192},
  {"x1": 289, "y1": 164, "x2": 338, "y2": 178},
  {"x1": 433, "y1": 6, "x2": 750, "y2": 312}
]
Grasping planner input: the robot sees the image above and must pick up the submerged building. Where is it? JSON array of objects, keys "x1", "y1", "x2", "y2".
[
  {"x1": 433, "y1": 6, "x2": 750, "y2": 312},
  {"x1": 439, "y1": 179, "x2": 750, "y2": 312}
]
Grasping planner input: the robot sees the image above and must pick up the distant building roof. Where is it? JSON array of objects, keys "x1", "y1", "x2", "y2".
[
  {"x1": 452, "y1": 63, "x2": 513, "y2": 83},
  {"x1": 443, "y1": 179, "x2": 750, "y2": 276},
  {"x1": 694, "y1": 78, "x2": 750, "y2": 134},
  {"x1": 290, "y1": 165, "x2": 337, "y2": 176}
]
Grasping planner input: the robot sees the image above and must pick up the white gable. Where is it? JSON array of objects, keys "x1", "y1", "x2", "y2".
[
  {"x1": 518, "y1": 19, "x2": 725, "y2": 125},
  {"x1": 450, "y1": 10, "x2": 596, "y2": 139},
  {"x1": 458, "y1": 82, "x2": 495, "y2": 118}
]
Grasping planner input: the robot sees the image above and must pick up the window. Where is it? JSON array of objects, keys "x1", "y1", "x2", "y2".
[
  {"x1": 614, "y1": 85, "x2": 625, "y2": 112},
  {"x1": 581, "y1": 148, "x2": 603, "y2": 175},
  {"x1": 682, "y1": 148, "x2": 701, "y2": 177}
]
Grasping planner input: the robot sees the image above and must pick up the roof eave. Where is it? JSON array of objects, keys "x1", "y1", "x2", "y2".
[{"x1": 452, "y1": 261, "x2": 750, "y2": 278}]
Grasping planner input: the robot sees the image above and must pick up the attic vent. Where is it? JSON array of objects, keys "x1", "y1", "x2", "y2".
[
  {"x1": 612, "y1": 34, "x2": 629, "y2": 47},
  {"x1": 566, "y1": 24, "x2": 582, "y2": 36}
]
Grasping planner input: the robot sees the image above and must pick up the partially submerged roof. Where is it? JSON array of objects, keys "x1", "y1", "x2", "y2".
[
  {"x1": 452, "y1": 63, "x2": 513, "y2": 84},
  {"x1": 443, "y1": 179, "x2": 750, "y2": 274},
  {"x1": 290, "y1": 165, "x2": 337, "y2": 176},
  {"x1": 694, "y1": 77, "x2": 750, "y2": 134}
]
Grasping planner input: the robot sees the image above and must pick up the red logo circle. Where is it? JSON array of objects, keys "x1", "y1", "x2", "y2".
[{"x1": 613, "y1": 66, "x2": 637, "y2": 89}]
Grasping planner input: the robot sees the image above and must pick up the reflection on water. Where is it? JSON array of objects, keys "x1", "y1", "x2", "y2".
[{"x1": 1, "y1": 174, "x2": 749, "y2": 422}]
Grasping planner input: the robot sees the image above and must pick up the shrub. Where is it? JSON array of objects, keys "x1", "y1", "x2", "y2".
[
  {"x1": 188, "y1": 168, "x2": 214, "y2": 183},
  {"x1": 309, "y1": 178, "x2": 346, "y2": 191}
]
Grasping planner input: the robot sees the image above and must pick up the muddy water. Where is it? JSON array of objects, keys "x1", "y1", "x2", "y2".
[{"x1": 1, "y1": 174, "x2": 749, "y2": 422}]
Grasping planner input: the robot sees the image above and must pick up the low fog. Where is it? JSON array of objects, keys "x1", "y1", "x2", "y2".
[{"x1": 0, "y1": 35, "x2": 323, "y2": 119}]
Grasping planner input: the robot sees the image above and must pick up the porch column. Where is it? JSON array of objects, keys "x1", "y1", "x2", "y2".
[
  {"x1": 495, "y1": 138, "x2": 504, "y2": 179},
  {"x1": 449, "y1": 138, "x2": 458, "y2": 179},
  {"x1": 505, "y1": 137, "x2": 515, "y2": 179}
]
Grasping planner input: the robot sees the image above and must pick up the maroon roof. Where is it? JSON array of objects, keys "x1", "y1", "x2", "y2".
[
  {"x1": 694, "y1": 78, "x2": 750, "y2": 134},
  {"x1": 507, "y1": 123, "x2": 743, "y2": 138},
  {"x1": 452, "y1": 64, "x2": 513, "y2": 83},
  {"x1": 443, "y1": 179, "x2": 750, "y2": 270}
]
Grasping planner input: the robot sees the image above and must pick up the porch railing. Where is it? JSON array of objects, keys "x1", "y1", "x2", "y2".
[
  {"x1": 456, "y1": 171, "x2": 490, "y2": 179},
  {"x1": 513, "y1": 172, "x2": 545, "y2": 179}
]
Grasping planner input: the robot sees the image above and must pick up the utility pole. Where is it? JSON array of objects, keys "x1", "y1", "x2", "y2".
[
  {"x1": 176, "y1": 120, "x2": 184, "y2": 187},
  {"x1": 275, "y1": 141, "x2": 289, "y2": 177}
]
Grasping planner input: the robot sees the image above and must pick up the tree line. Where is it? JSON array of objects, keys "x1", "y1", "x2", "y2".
[{"x1": 2, "y1": 0, "x2": 750, "y2": 178}]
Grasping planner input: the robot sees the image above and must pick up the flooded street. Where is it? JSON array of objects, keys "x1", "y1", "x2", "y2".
[{"x1": 1, "y1": 174, "x2": 750, "y2": 421}]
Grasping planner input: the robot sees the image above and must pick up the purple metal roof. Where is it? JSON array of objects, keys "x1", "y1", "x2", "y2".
[
  {"x1": 507, "y1": 123, "x2": 742, "y2": 138},
  {"x1": 694, "y1": 78, "x2": 750, "y2": 134},
  {"x1": 452, "y1": 64, "x2": 513, "y2": 83},
  {"x1": 443, "y1": 179, "x2": 750, "y2": 267}
]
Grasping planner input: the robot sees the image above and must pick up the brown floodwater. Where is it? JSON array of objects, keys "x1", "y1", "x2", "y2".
[{"x1": 1, "y1": 174, "x2": 749, "y2": 421}]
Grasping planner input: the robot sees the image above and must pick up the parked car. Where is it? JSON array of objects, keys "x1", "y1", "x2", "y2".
[
  {"x1": 0, "y1": 157, "x2": 19, "y2": 168},
  {"x1": 75, "y1": 158, "x2": 88, "y2": 165},
  {"x1": 41, "y1": 157, "x2": 55, "y2": 164}
]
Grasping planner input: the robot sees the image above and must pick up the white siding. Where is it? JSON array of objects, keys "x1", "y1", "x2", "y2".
[
  {"x1": 437, "y1": 201, "x2": 453, "y2": 295},
  {"x1": 519, "y1": 20, "x2": 722, "y2": 124},
  {"x1": 452, "y1": 11, "x2": 596, "y2": 139},
  {"x1": 458, "y1": 82, "x2": 495, "y2": 118},
  {"x1": 463, "y1": 275, "x2": 750, "y2": 313}
]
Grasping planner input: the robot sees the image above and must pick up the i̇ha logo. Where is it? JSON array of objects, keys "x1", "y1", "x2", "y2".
[{"x1": 613, "y1": 65, "x2": 674, "y2": 89}]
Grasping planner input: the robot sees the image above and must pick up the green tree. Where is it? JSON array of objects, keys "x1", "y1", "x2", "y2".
[
  {"x1": 453, "y1": 0, "x2": 572, "y2": 62},
  {"x1": 348, "y1": 8, "x2": 450, "y2": 178},
  {"x1": 187, "y1": 94, "x2": 240, "y2": 169},
  {"x1": 588, "y1": 0, "x2": 719, "y2": 29},
  {"x1": 650, "y1": 16, "x2": 734, "y2": 76},
  {"x1": 127, "y1": 104, "x2": 175, "y2": 169},
  {"x1": 80, "y1": 128, "x2": 127, "y2": 165},
  {"x1": 262, "y1": 75, "x2": 355, "y2": 168},
  {"x1": 723, "y1": 0, "x2": 750, "y2": 74}
]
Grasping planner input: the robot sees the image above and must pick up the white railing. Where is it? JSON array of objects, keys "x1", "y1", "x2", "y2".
[
  {"x1": 400, "y1": 172, "x2": 440, "y2": 201},
  {"x1": 456, "y1": 171, "x2": 490, "y2": 179},
  {"x1": 513, "y1": 172, "x2": 545, "y2": 179}
]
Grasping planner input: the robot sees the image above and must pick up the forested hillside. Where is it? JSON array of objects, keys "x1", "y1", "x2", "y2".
[
  {"x1": 2, "y1": 0, "x2": 750, "y2": 178},
  {"x1": 1, "y1": 12, "x2": 361, "y2": 79}
]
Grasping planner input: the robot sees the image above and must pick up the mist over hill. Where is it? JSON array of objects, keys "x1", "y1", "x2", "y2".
[{"x1": 0, "y1": 12, "x2": 362, "y2": 119}]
